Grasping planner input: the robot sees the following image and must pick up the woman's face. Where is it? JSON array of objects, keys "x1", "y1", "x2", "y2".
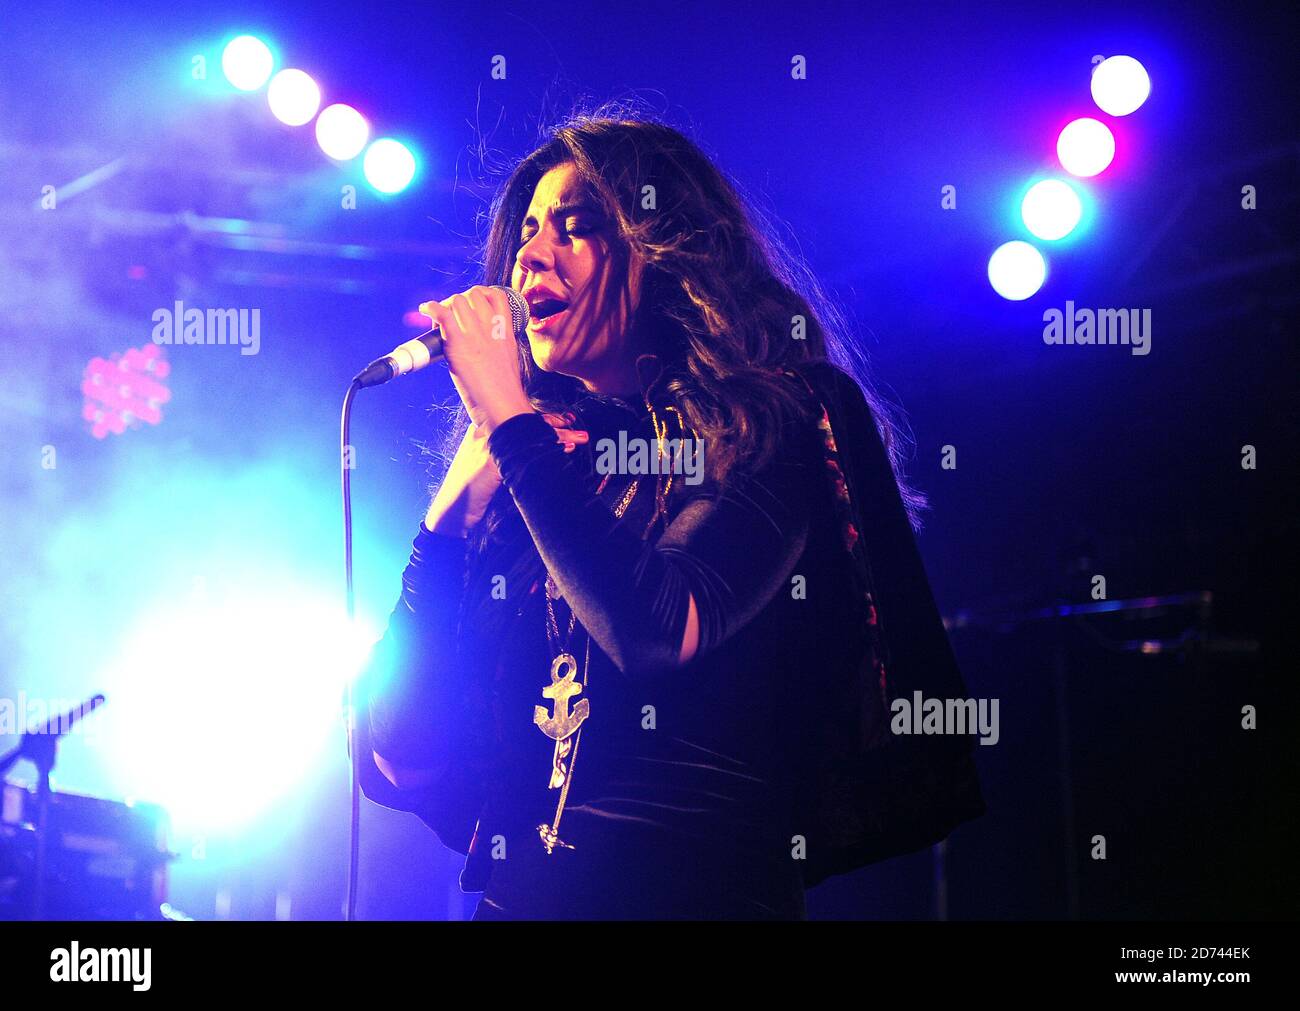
[{"x1": 511, "y1": 161, "x2": 643, "y2": 395}]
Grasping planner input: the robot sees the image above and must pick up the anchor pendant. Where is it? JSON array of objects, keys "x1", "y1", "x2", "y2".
[
  {"x1": 533, "y1": 648, "x2": 589, "y2": 854},
  {"x1": 533, "y1": 652, "x2": 590, "y2": 742}
]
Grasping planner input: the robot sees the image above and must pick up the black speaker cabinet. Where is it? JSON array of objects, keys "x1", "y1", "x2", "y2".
[{"x1": 806, "y1": 594, "x2": 1289, "y2": 920}]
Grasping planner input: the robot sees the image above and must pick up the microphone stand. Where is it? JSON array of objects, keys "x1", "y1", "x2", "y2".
[
  {"x1": 0, "y1": 694, "x2": 105, "y2": 920},
  {"x1": 339, "y1": 287, "x2": 527, "y2": 921},
  {"x1": 340, "y1": 378, "x2": 362, "y2": 922}
]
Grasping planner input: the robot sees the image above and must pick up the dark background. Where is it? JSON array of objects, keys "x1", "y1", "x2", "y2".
[{"x1": 0, "y1": 0, "x2": 1294, "y2": 919}]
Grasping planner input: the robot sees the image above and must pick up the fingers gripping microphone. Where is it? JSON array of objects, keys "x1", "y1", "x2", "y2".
[{"x1": 353, "y1": 286, "x2": 530, "y2": 388}]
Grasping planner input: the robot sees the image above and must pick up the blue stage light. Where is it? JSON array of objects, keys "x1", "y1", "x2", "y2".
[
  {"x1": 1021, "y1": 179, "x2": 1083, "y2": 241},
  {"x1": 221, "y1": 36, "x2": 274, "y2": 91},
  {"x1": 316, "y1": 104, "x2": 370, "y2": 161},
  {"x1": 97, "y1": 584, "x2": 376, "y2": 835},
  {"x1": 1091, "y1": 56, "x2": 1151, "y2": 117},
  {"x1": 988, "y1": 240, "x2": 1047, "y2": 300},
  {"x1": 1057, "y1": 117, "x2": 1115, "y2": 178},
  {"x1": 267, "y1": 68, "x2": 321, "y2": 126},
  {"x1": 363, "y1": 139, "x2": 417, "y2": 194}
]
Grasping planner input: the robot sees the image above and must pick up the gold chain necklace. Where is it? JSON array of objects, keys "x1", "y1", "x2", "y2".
[
  {"x1": 532, "y1": 475, "x2": 641, "y2": 855},
  {"x1": 531, "y1": 401, "x2": 696, "y2": 854},
  {"x1": 533, "y1": 574, "x2": 590, "y2": 854}
]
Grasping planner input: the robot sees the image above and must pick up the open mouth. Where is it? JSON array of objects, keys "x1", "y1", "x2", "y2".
[
  {"x1": 529, "y1": 298, "x2": 570, "y2": 321},
  {"x1": 527, "y1": 297, "x2": 571, "y2": 329}
]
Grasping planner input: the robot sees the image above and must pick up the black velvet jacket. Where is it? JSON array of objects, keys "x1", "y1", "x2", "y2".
[{"x1": 354, "y1": 360, "x2": 985, "y2": 917}]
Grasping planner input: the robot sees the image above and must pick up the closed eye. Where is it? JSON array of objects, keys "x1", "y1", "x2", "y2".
[
  {"x1": 520, "y1": 200, "x2": 603, "y2": 244},
  {"x1": 520, "y1": 220, "x2": 596, "y2": 244}
]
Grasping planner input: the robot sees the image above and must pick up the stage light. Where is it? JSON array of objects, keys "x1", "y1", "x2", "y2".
[
  {"x1": 29, "y1": 447, "x2": 392, "y2": 841},
  {"x1": 1021, "y1": 179, "x2": 1083, "y2": 241},
  {"x1": 988, "y1": 240, "x2": 1047, "y2": 300},
  {"x1": 97, "y1": 584, "x2": 376, "y2": 835},
  {"x1": 316, "y1": 104, "x2": 370, "y2": 161},
  {"x1": 221, "y1": 36, "x2": 274, "y2": 91},
  {"x1": 363, "y1": 138, "x2": 417, "y2": 194},
  {"x1": 1091, "y1": 56, "x2": 1150, "y2": 116},
  {"x1": 267, "y1": 68, "x2": 321, "y2": 126},
  {"x1": 1057, "y1": 117, "x2": 1115, "y2": 177}
]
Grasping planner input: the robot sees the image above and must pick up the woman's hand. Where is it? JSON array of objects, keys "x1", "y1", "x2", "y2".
[
  {"x1": 418, "y1": 286, "x2": 535, "y2": 435},
  {"x1": 424, "y1": 413, "x2": 589, "y2": 537}
]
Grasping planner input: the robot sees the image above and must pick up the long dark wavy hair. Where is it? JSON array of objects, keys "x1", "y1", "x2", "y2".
[{"x1": 437, "y1": 104, "x2": 925, "y2": 569}]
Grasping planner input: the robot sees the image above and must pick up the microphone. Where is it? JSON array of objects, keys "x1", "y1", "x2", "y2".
[{"x1": 353, "y1": 285, "x2": 530, "y2": 389}]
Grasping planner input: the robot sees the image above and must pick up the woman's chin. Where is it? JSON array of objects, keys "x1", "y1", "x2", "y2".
[{"x1": 527, "y1": 334, "x2": 571, "y2": 374}]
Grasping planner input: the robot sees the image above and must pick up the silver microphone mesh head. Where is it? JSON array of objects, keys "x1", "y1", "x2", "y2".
[{"x1": 496, "y1": 286, "x2": 531, "y2": 336}]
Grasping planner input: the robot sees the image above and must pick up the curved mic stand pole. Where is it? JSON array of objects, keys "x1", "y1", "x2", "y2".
[
  {"x1": 0, "y1": 694, "x2": 106, "y2": 920},
  {"x1": 340, "y1": 378, "x2": 363, "y2": 923},
  {"x1": 337, "y1": 289, "x2": 523, "y2": 922}
]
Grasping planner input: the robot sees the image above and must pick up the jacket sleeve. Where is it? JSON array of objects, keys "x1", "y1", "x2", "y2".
[
  {"x1": 353, "y1": 525, "x2": 485, "y2": 853},
  {"x1": 486, "y1": 409, "x2": 818, "y2": 677},
  {"x1": 362, "y1": 526, "x2": 472, "y2": 772}
]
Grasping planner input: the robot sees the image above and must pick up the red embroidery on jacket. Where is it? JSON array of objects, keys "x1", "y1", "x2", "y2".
[{"x1": 782, "y1": 367, "x2": 889, "y2": 710}]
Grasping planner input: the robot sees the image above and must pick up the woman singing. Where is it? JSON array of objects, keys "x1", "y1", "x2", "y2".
[{"x1": 355, "y1": 111, "x2": 985, "y2": 920}]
